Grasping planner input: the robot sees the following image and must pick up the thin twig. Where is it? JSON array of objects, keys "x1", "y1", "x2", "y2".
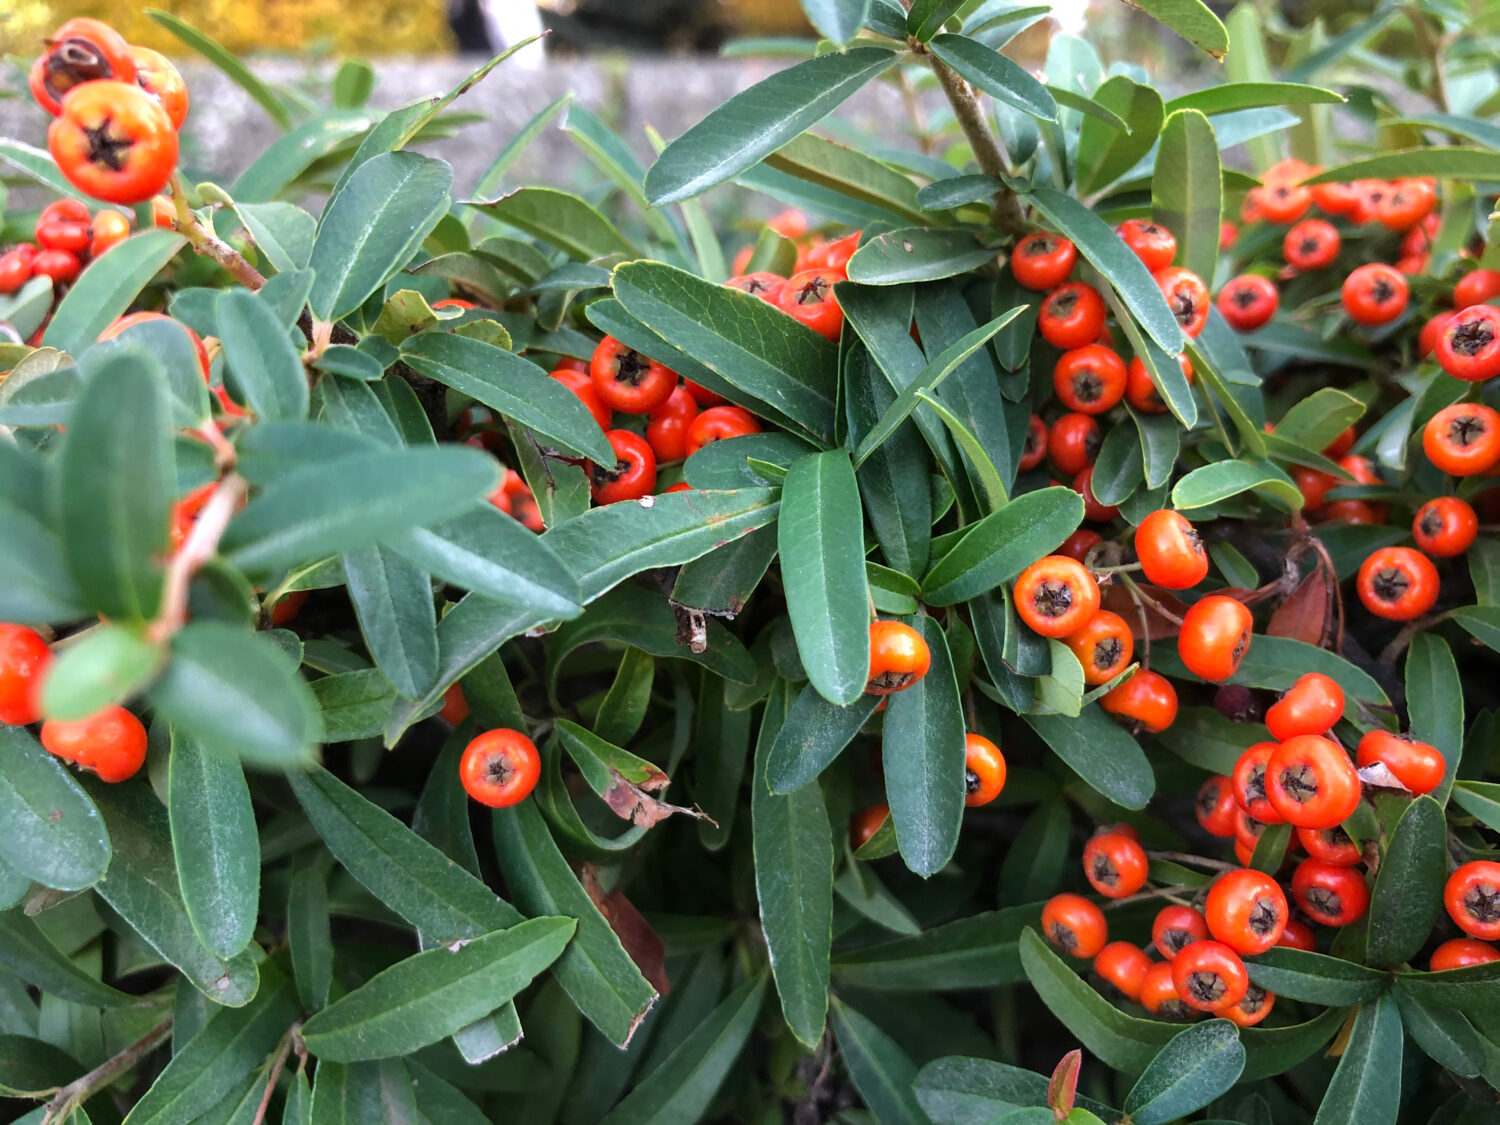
[
  {"x1": 1120, "y1": 573, "x2": 1185, "y2": 626},
  {"x1": 1103, "y1": 885, "x2": 1195, "y2": 909},
  {"x1": 1379, "y1": 609, "x2": 1454, "y2": 665},
  {"x1": 148, "y1": 473, "x2": 248, "y2": 644},
  {"x1": 170, "y1": 174, "x2": 267, "y2": 291},
  {"x1": 250, "y1": 1023, "x2": 300, "y2": 1125},
  {"x1": 921, "y1": 48, "x2": 1026, "y2": 238},
  {"x1": 1121, "y1": 573, "x2": 1153, "y2": 668},
  {"x1": 43, "y1": 1016, "x2": 173, "y2": 1123},
  {"x1": 1146, "y1": 850, "x2": 1238, "y2": 872}
]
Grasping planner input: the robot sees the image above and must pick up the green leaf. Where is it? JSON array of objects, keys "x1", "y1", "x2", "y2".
[
  {"x1": 915, "y1": 1055, "x2": 1115, "y2": 1124},
  {"x1": 672, "y1": 525, "x2": 780, "y2": 616},
  {"x1": 752, "y1": 682, "x2": 833, "y2": 1048},
  {"x1": 779, "y1": 452, "x2": 868, "y2": 706},
  {"x1": 1452, "y1": 606, "x2": 1500, "y2": 651},
  {"x1": 287, "y1": 862, "x2": 332, "y2": 1012},
  {"x1": 90, "y1": 318, "x2": 211, "y2": 428},
  {"x1": 308, "y1": 152, "x2": 453, "y2": 321},
  {"x1": 147, "y1": 623, "x2": 320, "y2": 769},
  {"x1": 693, "y1": 677, "x2": 754, "y2": 850},
  {"x1": 1304, "y1": 148, "x2": 1500, "y2": 185},
  {"x1": 845, "y1": 227, "x2": 997, "y2": 286},
  {"x1": 613, "y1": 260, "x2": 838, "y2": 444},
  {"x1": 215, "y1": 289, "x2": 308, "y2": 422},
  {"x1": 845, "y1": 345, "x2": 931, "y2": 576},
  {"x1": 1124, "y1": 0, "x2": 1228, "y2": 58},
  {"x1": 1018, "y1": 929, "x2": 1176, "y2": 1074},
  {"x1": 907, "y1": 0, "x2": 964, "y2": 39},
  {"x1": 492, "y1": 800, "x2": 658, "y2": 1046},
  {"x1": 168, "y1": 728, "x2": 259, "y2": 960},
  {"x1": 1088, "y1": 422, "x2": 1143, "y2": 507},
  {"x1": 466, "y1": 187, "x2": 632, "y2": 261},
  {"x1": 766, "y1": 685, "x2": 881, "y2": 794},
  {"x1": 309, "y1": 1060, "x2": 419, "y2": 1125},
  {"x1": 0, "y1": 908, "x2": 134, "y2": 1009},
  {"x1": 1165, "y1": 82, "x2": 1345, "y2": 114},
  {"x1": 146, "y1": 8, "x2": 293, "y2": 127},
  {"x1": 342, "y1": 546, "x2": 439, "y2": 701},
  {"x1": 1154, "y1": 636, "x2": 1390, "y2": 715},
  {"x1": 1025, "y1": 706, "x2": 1154, "y2": 809},
  {"x1": 1273, "y1": 389, "x2": 1366, "y2": 454},
  {"x1": 1172, "y1": 459, "x2": 1301, "y2": 512},
  {"x1": 643, "y1": 47, "x2": 897, "y2": 205},
  {"x1": 0, "y1": 1034, "x2": 78, "y2": 1097},
  {"x1": 1406, "y1": 634, "x2": 1464, "y2": 803},
  {"x1": 1075, "y1": 76, "x2": 1164, "y2": 194},
  {"x1": 0, "y1": 726, "x2": 110, "y2": 892},
  {"x1": 233, "y1": 201, "x2": 316, "y2": 273},
  {"x1": 85, "y1": 780, "x2": 260, "y2": 1007},
  {"x1": 0, "y1": 138, "x2": 89, "y2": 202},
  {"x1": 41, "y1": 230, "x2": 185, "y2": 356},
  {"x1": 39, "y1": 623, "x2": 165, "y2": 722},
  {"x1": 1244, "y1": 947, "x2": 1386, "y2": 1005},
  {"x1": 545, "y1": 487, "x2": 780, "y2": 605},
  {"x1": 0, "y1": 491, "x2": 86, "y2": 624},
  {"x1": 921, "y1": 488, "x2": 1083, "y2": 605},
  {"x1": 764, "y1": 133, "x2": 929, "y2": 226},
  {"x1": 221, "y1": 446, "x2": 499, "y2": 577},
  {"x1": 1152, "y1": 109, "x2": 1221, "y2": 287},
  {"x1": 400, "y1": 332, "x2": 613, "y2": 464},
  {"x1": 1452, "y1": 780, "x2": 1500, "y2": 833},
  {"x1": 599, "y1": 974, "x2": 767, "y2": 1125},
  {"x1": 832, "y1": 905, "x2": 1036, "y2": 991},
  {"x1": 883, "y1": 616, "x2": 966, "y2": 876},
  {"x1": 927, "y1": 34, "x2": 1056, "y2": 122},
  {"x1": 1311, "y1": 992, "x2": 1400, "y2": 1125},
  {"x1": 1026, "y1": 186, "x2": 1183, "y2": 353},
  {"x1": 1124, "y1": 1021, "x2": 1246, "y2": 1125},
  {"x1": 830, "y1": 998, "x2": 929, "y2": 1125},
  {"x1": 57, "y1": 350, "x2": 171, "y2": 621},
  {"x1": 1366, "y1": 796, "x2": 1445, "y2": 968},
  {"x1": 1392, "y1": 986, "x2": 1485, "y2": 1078},
  {"x1": 302, "y1": 917, "x2": 573, "y2": 1061}
]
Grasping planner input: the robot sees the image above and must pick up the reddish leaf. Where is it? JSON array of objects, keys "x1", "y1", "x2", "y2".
[
  {"x1": 580, "y1": 864, "x2": 671, "y2": 995},
  {"x1": 1047, "y1": 1049, "x2": 1081, "y2": 1119},
  {"x1": 1268, "y1": 568, "x2": 1334, "y2": 648},
  {"x1": 1100, "y1": 583, "x2": 1189, "y2": 639},
  {"x1": 602, "y1": 767, "x2": 713, "y2": 829}
]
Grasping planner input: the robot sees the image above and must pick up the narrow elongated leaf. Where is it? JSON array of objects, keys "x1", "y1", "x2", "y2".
[
  {"x1": 643, "y1": 47, "x2": 898, "y2": 204},
  {"x1": 169, "y1": 728, "x2": 259, "y2": 959},
  {"x1": 831, "y1": 906, "x2": 1036, "y2": 991},
  {"x1": 1244, "y1": 947, "x2": 1385, "y2": 1005},
  {"x1": 1152, "y1": 109, "x2": 1221, "y2": 286},
  {"x1": 764, "y1": 134, "x2": 929, "y2": 227},
  {"x1": 779, "y1": 452, "x2": 869, "y2": 705},
  {"x1": 287, "y1": 863, "x2": 332, "y2": 1013},
  {"x1": 1305, "y1": 148, "x2": 1500, "y2": 185},
  {"x1": 85, "y1": 781, "x2": 260, "y2": 1007},
  {"x1": 922, "y1": 488, "x2": 1084, "y2": 605},
  {"x1": 1392, "y1": 986, "x2": 1484, "y2": 1077},
  {"x1": 1406, "y1": 634, "x2": 1463, "y2": 802},
  {"x1": 766, "y1": 686, "x2": 881, "y2": 794},
  {"x1": 1165, "y1": 82, "x2": 1345, "y2": 114},
  {"x1": 845, "y1": 344, "x2": 931, "y2": 576},
  {"x1": 1125, "y1": 0, "x2": 1228, "y2": 58},
  {"x1": 1124, "y1": 1021, "x2": 1245, "y2": 1125},
  {"x1": 309, "y1": 1060, "x2": 419, "y2": 1125},
  {"x1": 57, "y1": 351, "x2": 171, "y2": 621},
  {"x1": 914, "y1": 1055, "x2": 1116, "y2": 1124},
  {"x1": 146, "y1": 9, "x2": 293, "y2": 127},
  {"x1": 0, "y1": 909, "x2": 134, "y2": 1007},
  {"x1": 148, "y1": 623, "x2": 320, "y2": 768},
  {"x1": 600, "y1": 974, "x2": 767, "y2": 1125},
  {"x1": 927, "y1": 34, "x2": 1057, "y2": 122},
  {"x1": 309, "y1": 152, "x2": 453, "y2": 320},
  {"x1": 845, "y1": 227, "x2": 999, "y2": 285},
  {"x1": 301, "y1": 917, "x2": 574, "y2": 1061},
  {"x1": 1366, "y1": 796, "x2": 1445, "y2": 967},
  {"x1": 492, "y1": 801, "x2": 658, "y2": 1045},
  {"x1": 41, "y1": 229, "x2": 185, "y2": 356},
  {"x1": 215, "y1": 288, "x2": 309, "y2": 422},
  {"x1": 1075, "y1": 76, "x2": 1165, "y2": 194},
  {"x1": 1273, "y1": 388, "x2": 1366, "y2": 454},
  {"x1": 1024, "y1": 706, "x2": 1154, "y2": 809},
  {"x1": 221, "y1": 446, "x2": 500, "y2": 577},
  {"x1": 399, "y1": 332, "x2": 613, "y2": 464},
  {"x1": 1312, "y1": 992, "x2": 1401, "y2": 1125},
  {"x1": 342, "y1": 546, "x2": 439, "y2": 700},
  {"x1": 753, "y1": 683, "x2": 833, "y2": 1048},
  {"x1": 1173, "y1": 459, "x2": 1301, "y2": 512},
  {"x1": 883, "y1": 617, "x2": 966, "y2": 876},
  {"x1": 467, "y1": 187, "x2": 632, "y2": 261},
  {"x1": 830, "y1": 998, "x2": 930, "y2": 1125},
  {"x1": 0, "y1": 727, "x2": 109, "y2": 892}
]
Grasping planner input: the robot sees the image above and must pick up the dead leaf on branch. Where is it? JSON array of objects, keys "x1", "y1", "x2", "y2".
[{"x1": 602, "y1": 766, "x2": 717, "y2": 830}]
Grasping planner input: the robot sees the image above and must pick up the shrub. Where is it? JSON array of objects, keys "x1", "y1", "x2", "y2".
[{"x1": 2, "y1": 2, "x2": 1500, "y2": 1123}]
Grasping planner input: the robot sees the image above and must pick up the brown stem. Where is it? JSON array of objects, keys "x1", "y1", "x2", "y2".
[
  {"x1": 1146, "y1": 850, "x2": 1238, "y2": 872},
  {"x1": 148, "y1": 474, "x2": 248, "y2": 644},
  {"x1": 1103, "y1": 885, "x2": 1195, "y2": 910},
  {"x1": 1121, "y1": 574, "x2": 1185, "y2": 626},
  {"x1": 43, "y1": 1016, "x2": 172, "y2": 1123},
  {"x1": 250, "y1": 1024, "x2": 299, "y2": 1125},
  {"x1": 1378, "y1": 609, "x2": 1454, "y2": 665},
  {"x1": 923, "y1": 51, "x2": 1026, "y2": 239},
  {"x1": 171, "y1": 174, "x2": 267, "y2": 291},
  {"x1": 1121, "y1": 574, "x2": 1153, "y2": 669}
]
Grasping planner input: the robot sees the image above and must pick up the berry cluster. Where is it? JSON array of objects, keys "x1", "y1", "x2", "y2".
[{"x1": 0, "y1": 198, "x2": 135, "y2": 308}]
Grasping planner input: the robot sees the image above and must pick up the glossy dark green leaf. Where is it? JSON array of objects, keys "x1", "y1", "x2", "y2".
[
  {"x1": 752, "y1": 682, "x2": 833, "y2": 1048},
  {"x1": 492, "y1": 800, "x2": 658, "y2": 1046},
  {"x1": 1392, "y1": 986, "x2": 1484, "y2": 1078},
  {"x1": 1244, "y1": 947, "x2": 1385, "y2": 1006},
  {"x1": 831, "y1": 905, "x2": 1036, "y2": 991},
  {"x1": 830, "y1": 998, "x2": 928, "y2": 1125},
  {"x1": 57, "y1": 350, "x2": 171, "y2": 621},
  {"x1": 764, "y1": 133, "x2": 928, "y2": 226},
  {"x1": 1089, "y1": 421, "x2": 1143, "y2": 506},
  {"x1": 692, "y1": 677, "x2": 754, "y2": 851},
  {"x1": 599, "y1": 974, "x2": 766, "y2": 1124},
  {"x1": 168, "y1": 728, "x2": 259, "y2": 959},
  {"x1": 148, "y1": 623, "x2": 320, "y2": 768},
  {"x1": 1312, "y1": 992, "x2": 1400, "y2": 1125},
  {"x1": 0, "y1": 910, "x2": 134, "y2": 1008},
  {"x1": 41, "y1": 230, "x2": 185, "y2": 356},
  {"x1": 1272, "y1": 389, "x2": 1366, "y2": 455},
  {"x1": 1075, "y1": 76, "x2": 1164, "y2": 194},
  {"x1": 85, "y1": 780, "x2": 260, "y2": 1006},
  {"x1": 465, "y1": 186, "x2": 631, "y2": 261},
  {"x1": 766, "y1": 684, "x2": 881, "y2": 794},
  {"x1": 914, "y1": 1054, "x2": 1115, "y2": 1124},
  {"x1": 643, "y1": 47, "x2": 898, "y2": 204},
  {"x1": 927, "y1": 34, "x2": 1056, "y2": 122},
  {"x1": 1156, "y1": 635, "x2": 1389, "y2": 714},
  {"x1": 1366, "y1": 796, "x2": 1445, "y2": 967},
  {"x1": 1125, "y1": 0, "x2": 1228, "y2": 58},
  {"x1": 1305, "y1": 148, "x2": 1500, "y2": 185},
  {"x1": 1123, "y1": 1020, "x2": 1245, "y2": 1125},
  {"x1": 399, "y1": 332, "x2": 613, "y2": 463},
  {"x1": 1165, "y1": 81, "x2": 1344, "y2": 114},
  {"x1": 287, "y1": 862, "x2": 332, "y2": 1013},
  {"x1": 0, "y1": 487, "x2": 86, "y2": 625},
  {"x1": 0, "y1": 1034, "x2": 79, "y2": 1097},
  {"x1": 308, "y1": 1059, "x2": 418, "y2": 1125},
  {"x1": 0, "y1": 726, "x2": 110, "y2": 892},
  {"x1": 221, "y1": 446, "x2": 499, "y2": 577},
  {"x1": 309, "y1": 152, "x2": 453, "y2": 320},
  {"x1": 1406, "y1": 634, "x2": 1463, "y2": 802},
  {"x1": 778, "y1": 452, "x2": 868, "y2": 706},
  {"x1": 302, "y1": 917, "x2": 573, "y2": 1061},
  {"x1": 883, "y1": 617, "x2": 966, "y2": 876},
  {"x1": 1172, "y1": 459, "x2": 1301, "y2": 512},
  {"x1": 671, "y1": 525, "x2": 779, "y2": 616},
  {"x1": 845, "y1": 344, "x2": 932, "y2": 576},
  {"x1": 845, "y1": 227, "x2": 998, "y2": 285},
  {"x1": 921, "y1": 488, "x2": 1083, "y2": 605},
  {"x1": 613, "y1": 260, "x2": 838, "y2": 443},
  {"x1": 1024, "y1": 706, "x2": 1154, "y2": 809},
  {"x1": 1152, "y1": 109, "x2": 1221, "y2": 285},
  {"x1": 341, "y1": 545, "x2": 438, "y2": 701}
]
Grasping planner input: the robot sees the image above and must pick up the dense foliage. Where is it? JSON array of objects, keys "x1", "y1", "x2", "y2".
[{"x1": 4, "y1": 1, "x2": 1500, "y2": 1123}]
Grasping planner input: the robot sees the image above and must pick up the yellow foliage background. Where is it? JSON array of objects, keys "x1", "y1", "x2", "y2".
[{"x1": 0, "y1": 1, "x2": 454, "y2": 58}]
